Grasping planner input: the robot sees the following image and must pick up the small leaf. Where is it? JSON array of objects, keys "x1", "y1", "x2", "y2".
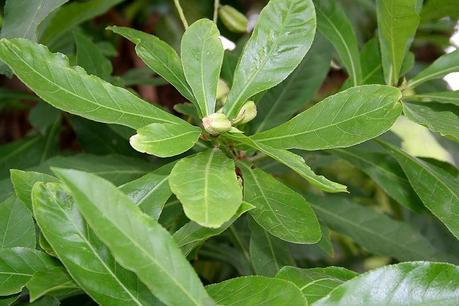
[
  {"x1": 26, "y1": 267, "x2": 79, "y2": 302},
  {"x1": 10, "y1": 170, "x2": 58, "y2": 210},
  {"x1": 0, "y1": 196, "x2": 35, "y2": 248},
  {"x1": 360, "y1": 38, "x2": 385, "y2": 85},
  {"x1": 407, "y1": 91, "x2": 459, "y2": 107},
  {"x1": 73, "y1": 31, "x2": 112, "y2": 79},
  {"x1": 169, "y1": 148, "x2": 242, "y2": 228}
]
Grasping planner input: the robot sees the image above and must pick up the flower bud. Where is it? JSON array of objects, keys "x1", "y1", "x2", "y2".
[
  {"x1": 216, "y1": 79, "x2": 230, "y2": 101},
  {"x1": 202, "y1": 113, "x2": 232, "y2": 136},
  {"x1": 232, "y1": 101, "x2": 257, "y2": 125},
  {"x1": 219, "y1": 5, "x2": 248, "y2": 33}
]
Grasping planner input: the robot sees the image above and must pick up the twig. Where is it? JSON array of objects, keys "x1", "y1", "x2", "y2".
[
  {"x1": 213, "y1": 0, "x2": 220, "y2": 23},
  {"x1": 173, "y1": 0, "x2": 189, "y2": 29}
]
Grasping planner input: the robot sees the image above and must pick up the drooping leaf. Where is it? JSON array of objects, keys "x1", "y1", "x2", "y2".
[
  {"x1": 26, "y1": 267, "x2": 79, "y2": 302},
  {"x1": 0, "y1": 38, "x2": 183, "y2": 129},
  {"x1": 407, "y1": 91, "x2": 459, "y2": 107},
  {"x1": 206, "y1": 276, "x2": 307, "y2": 306},
  {"x1": 0, "y1": 197, "x2": 35, "y2": 248},
  {"x1": 181, "y1": 19, "x2": 224, "y2": 117},
  {"x1": 129, "y1": 122, "x2": 201, "y2": 157},
  {"x1": 253, "y1": 85, "x2": 402, "y2": 150},
  {"x1": 315, "y1": 0, "x2": 362, "y2": 86},
  {"x1": 276, "y1": 266, "x2": 357, "y2": 303},
  {"x1": 32, "y1": 182, "x2": 158, "y2": 306},
  {"x1": 223, "y1": 0, "x2": 316, "y2": 118},
  {"x1": 10, "y1": 170, "x2": 58, "y2": 210},
  {"x1": 239, "y1": 163, "x2": 321, "y2": 244},
  {"x1": 313, "y1": 262, "x2": 459, "y2": 306},
  {"x1": 53, "y1": 169, "x2": 216, "y2": 306},
  {"x1": 74, "y1": 31, "x2": 112, "y2": 79},
  {"x1": 169, "y1": 148, "x2": 242, "y2": 228}
]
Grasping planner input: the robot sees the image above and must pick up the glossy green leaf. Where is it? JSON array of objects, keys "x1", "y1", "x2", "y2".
[
  {"x1": 26, "y1": 267, "x2": 78, "y2": 302},
  {"x1": 223, "y1": 0, "x2": 316, "y2": 118},
  {"x1": 0, "y1": 197, "x2": 35, "y2": 248},
  {"x1": 408, "y1": 49, "x2": 459, "y2": 89},
  {"x1": 0, "y1": 38, "x2": 182, "y2": 129},
  {"x1": 207, "y1": 276, "x2": 307, "y2": 306},
  {"x1": 313, "y1": 262, "x2": 459, "y2": 306},
  {"x1": 239, "y1": 163, "x2": 321, "y2": 244},
  {"x1": 108, "y1": 26, "x2": 195, "y2": 103},
  {"x1": 32, "y1": 182, "x2": 158, "y2": 306},
  {"x1": 10, "y1": 170, "x2": 58, "y2": 210},
  {"x1": 379, "y1": 141, "x2": 459, "y2": 240},
  {"x1": 315, "y1": 0, "x2": 362, "y2": 86},
  {"x1": 169, "y1": 148, "x2": 242, "y2": 228},
  {"x1": 74, "y1": 31, "x2": 112, "y2": 79},
  {"x1": 130, "y1": 122, "x2": 201, "y2": 157},
  {"x1": 0, "y1": 247, "x2": 58, "y2": 296},
  {"x1": 253, "y1": 85, "x2": 402, "y2": 150},
  {"x1": 53, "y1": 169, "x2": 215, "y2": 306},
  {"x1": 407, "y1": 91, "x2": 459, "y2": 107},
  {"x1": 276, "y1": 266, "x2": 357, "y2": 303},
  {"x1": 181, "y1": 19, "x2": 224, "y2": 117},
  {"x1": 226, "y1": 133, "x2": 347, "y2": 193}
]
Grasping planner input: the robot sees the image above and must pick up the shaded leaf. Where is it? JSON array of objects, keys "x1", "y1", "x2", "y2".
[
  {"x1": 26, "y1": 267, "x2": 79, "y2": 302},
  {"x1": 74, "y1": 31, "x2": 112, "y2": 79},
  {"x1": 0, "y1": 197, "x2": 35, "y2": 248},
  {"x1": 10, "y1": 170, "x2": 58, "y2": 210}
]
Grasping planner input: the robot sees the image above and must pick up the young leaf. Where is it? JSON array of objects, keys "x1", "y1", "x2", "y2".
[
  {"x1": 0, "y1": 197, "x2": 35, "y2": 248},
  {"x1": 223, "y1": 0, "x2": 316, "y2": 118},
  {"x1": 10, "y1": 170, "x2": 58, "y2": 210},
  {"x1": 0, "y1": 38, "x2": 183, "y2": 129},
  {"x1": 407, "y1": 91, "x2": 459, "y2": 107},
  {"x1": 53, "y1": 169, "x2": 216, "y2": 306},
  {"x1": 253, "y1": 85, "x2": 402, "y2": 150},
  {"x1": 108, "y1": 26, "x2": 195, "y2": 103},
  {"x1": 130, "y1": 122, "x2": 201, "y2": 157},
  {"x1": 181, "y1": 19, "x2": 224, "y2": 117},
  {"x1": 239, "y1": 163, "x2": 321, "y2": 244},
  {"x1": 169, "y1": 148, "x2": 242, "y2": 228},
  {"x1": 74, "y1": 31, "x2": 112, "y2": 79},
  {"x1": 206, "y1": 276, "x2": 307, "y2": 306},
  {"x1": 26, "y1": 267, "x2": 79, "y2": 302},
  {"x1": 276, "y1": 266, "x2": 357, "y2": 303},
  {"x1": 313, "y1": 262, "x2": 459, "y2": 306},
  {"x1": 379, "y1": 141, "x2": 459, "y2": 240},
  {"x1": 32, "y1": 182, "x2": 158, "y2": 306},
  {"x1": 315, "y1": 0, "x2": 362, "y2": 86}
]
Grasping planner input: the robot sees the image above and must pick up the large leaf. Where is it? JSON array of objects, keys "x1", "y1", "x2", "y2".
[
  {"x1": 0, "y1": 197, "x2": 35, "y2": 248},
  {"x1": 276, "y1": 266, "x2": 357, "y2": 303},
  {"x1": 223, "y1": 0, "x2": 316, "y2": 118},
  {"x1": 169, "y1": 148, "x2": 242, "y2": 228},
  {"x1": 181, "y1": 19, "x2": 223, "y2": 117},
  {"x1": 0, "y1": 247, "x2": 58, "y2": 296},
  {"x1": 377, "y1": 0, "x2": 420, "y2": 85},
  {"x1": 10, "y1": 170, "x2": 58, "y2": 210},
  {"x1": 26, "y1": 267, "x2": 79, "y2": 302},
  {"x1": 206, "y1": 276, "x2": 307, "y2": 306},
  {"x1": 108, "y1": 26, "x2": 195, "y2": 103},
  {"x1": 408, "y1": 91, "x2": 459, "y2": 107},
  {"x1": 253, "y1": 85, "x2": 402, "y2": 150},
  {"x1": 239, "y1": 163, "x2": 321, "y2": 244},
  {"x1": 315, "y1": 0, "x2": 361, "y2": 86},
  {"x1": 54, "y1": 169, "x2": 215, "y2": 306},
  {"x1": 313, "y1": 262, "x2": 459, "y2": 306},
  {"x1": 379, "y1": 141, "x2": 459, "y2": 239},
  {"x1": 0, "y1": 38, "x2": 182, "y2": 129},
  {"x1": 32, "y1": 182, "x2": 158, "y2": 306}
]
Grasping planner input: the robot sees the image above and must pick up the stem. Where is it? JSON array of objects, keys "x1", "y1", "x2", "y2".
[
  {"x1": 213, "y1": 0, "x2": 220, "y2": 23},
  {"x1": 173, "y1": 0, "x2": 188, "y2": 29}
]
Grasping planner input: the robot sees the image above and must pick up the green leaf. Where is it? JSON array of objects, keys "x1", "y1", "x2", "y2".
[
  {"x1": 74, "y1": 31, "x2": 112, "y2": 79},
  {"x1": 408, "y1": 49, "x2": 459, "y2": 89},
  {"x1": 249, "y1": 220, "x2": 294, "y2": 277},
  {"x1": 108, "y1": 26, "x2": 195, "y2": 103},
  {"x1": 276, "y1": 266, "x2": 357, "y2": 303},
  {"x1": 25, "y1": 296, "x2": 59, "y2": 306},
  {"x1": 10, "y1": 170, "x2": 58, "y2": 210},
  {"x1": 0, "y1": 197, "x2": 35, "y2": 248},
  {"x1": 239, "y1": 163, "x2": 321, "y2": 244},
  {"x1": 403, "y1": 101, "x2": 459, "y2": 142},
  {"x1": 206, "y1": 276, "x2": 307, "y2": 306},
  {"x1": 407, "y1": 91, "x2": 459, "y2": 107},
  {"x1": 308, "y1": 194, "x2": 443, "y2": 261},
  {"x1": 377, "y1": 0, "x2": 420, "y2": 85},
  {"x1": 169, "y1": 148, "x2": 242, "y2": 228},
  {"x1": 360, "y1": 38, "x2": 385, "y2": 85},
  {"x1": 26, "y1": 267, "x2": 78, "y2": 302},
  {"x1": 53, "y1": 169, "x2": 216, "y2": 306},
  {"x1": 313, "y1": 262, "x2": 459, "y2": 306},
  {"x1": 0, "y1": 247, "x2": 59, "y2": 296},
  {"x1": 223, "y1": 0, "x2": 316, "y2": 118},
  {"x1": 421, "y1": 0, "x2": 459, "y2": 21},
  {"x1": 32, "y1": 182, "x2": 158, "y2": 306},
  {"x1": 130, "y1": 122, "x2": 201, "y2": 157},
  {"x1": 0, "y1": 295, "x2": 19, "y2": 306},
  {"x1": 226, "y1": 133, "x2": 347, "y2": 193},
  {"x1": 253, "y1": 85, "x2": 402, "y2": 150},
  {"x1": 173, "y1": 202, "x2": 254, "y2": 256},
  {"x1": 379, "y1": 141, "x2": 459, "y2": 240},
  {"x1": 181, "y1": 19, "x2": 224, "y2": 117},
  {"x1": 0, "y1": 38, "x2": 183, "y2": 129},
  {"x1": 315, "y1": 0, "x2": 362, "y2": 86}
]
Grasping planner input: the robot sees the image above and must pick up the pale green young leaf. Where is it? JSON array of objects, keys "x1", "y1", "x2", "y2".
[
  {"x1": 315, "y1": 0, "x2": 362, "y2": 86},
  {"x1": 169, "y1": 148, "x2": 242, "y2": 228},
  {"x1": 26, "y1": 267, "x2": 79, "y2": 302},
  {"x1": 53, "y1": 169, "x2": 215, "y2": 306},
  {"x1": 313, "y1": 262, "x2": 459, "y2": 306},
  {"x1": 0, "y1": 197, "x2": 35, "y2": 248},
  {"x1": 253, "y1": 85, "x2": 402, "y2": 150},
  {"x1": 407, "y1": 91, "x2": 459, "y2": 107},
  {"x1": 10, "y1": 170, "x2": 58, "y2": 210},
  {"x1": 181, "y1": 19, "x2": 224, "y2": 117},
  {"x1": 74, "y1": 31, "x2": 112, "y2": 79},
  {"x1": 239, "y1": 163, "x2": 321, "y2": 244},
  {"x1": 223, "y1": 0, "x2": 316, "y2": 118}
]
